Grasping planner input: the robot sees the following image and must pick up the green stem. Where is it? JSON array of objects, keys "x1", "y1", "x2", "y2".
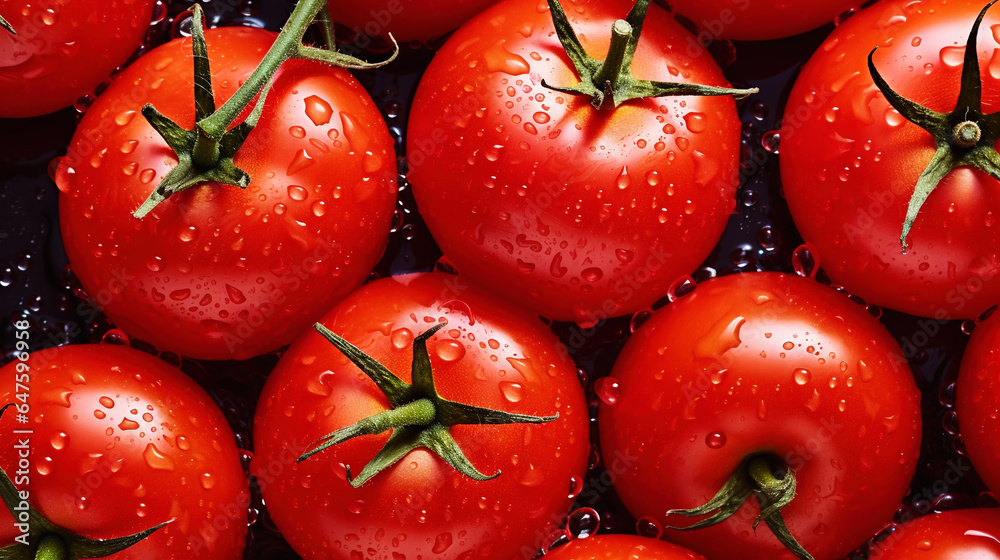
[
  {"x1": 0, "y1": 13, "x2": 15, "y2": 34},
  {"x1": 197, "y1": 0, "x2": 326, "y2": 139},
  {"x1": 34, "y1": 535, "x2": 67, "y2": 560},
  {"x1": 591, "y1": 19, "x2": 633, "y2": 100},
  {"x1": 747, "y1": 456, "x2": 783, "y2": 488},
  {"x1": 192, "y1": 129, "x2": 221, "y2": 170}
]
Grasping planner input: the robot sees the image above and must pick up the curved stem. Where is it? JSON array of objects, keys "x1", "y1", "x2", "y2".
[
  {"x1": 34, "y1": 535, "x2": 67, "y2": 560},
  {"x1": 197, "y1": 0, "x2": 326, "y2": 138}
]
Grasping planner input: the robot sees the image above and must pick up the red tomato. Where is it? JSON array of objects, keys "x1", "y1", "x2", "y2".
[
  {"x1": 667, "y1": 0, "x2": 857, "y2": 41},
  {"x1": 867, "y1": 509, "x2": 1000, "y2": 559},
  {"x1": 408, "y1": 0, "x2": 743, "y2": 325},
  {"x1": 957, "y1": 310, "x2": 1000, "y2": 494},
  {"x1": 599, "y1": 272, "x2": 922, "y2": 560},
  {"x1": 252, "y1": 272, "x2": 590, "y2": 560},
  {"x1": 327, "y1": 0, "x2": 498, "y2": 42},
  {"x1": 780, "y1": 0, "x2": 1000, "y2": 319},
  {"x1": 545, "y1": 535, "x2": 706, "y2": 559},
  {"x1": 57, "y1": 27, "x2": 397, "y2": 360},
  {"x1": 0, "y1": 343, "x2": 248, "y2": 558},
  {"x1": 0, "y1": 0, "x2": 156, "y2": 118}
]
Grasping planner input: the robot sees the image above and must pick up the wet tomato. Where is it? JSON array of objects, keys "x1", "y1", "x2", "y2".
[
  {"x1": 545, "y1": 534, "x2": 706, "y2": 559},
  {"x1": 0, "y1": 343, "x2": 248, "y2": 558},
  {"x1": 957, "y1": 309, "x2": 1000, "y2": 494},
  {"x1": 867, "y1": 509, "x2": 1000, "y2": 559},
  {"x1": 57, "y1": 26, "x2": 397, "y2": 360},
  {"x1": 252, "y1": 272, "x2": 589, "y2": 560},
  {"x1": 666, "y1": 0, "x2": 857, "y2": 41},
  {"x1": 327, "y1": 0, "x2": 499, "y2": 42},
  {"x1": 599, "y1": 272, "x2": 921, "y2": 560},
  {"x1": 408, "y1": 0, "x2": 746, "y2": 325},
  {"x1": 781, "y1": 0, "x2": 1000, "y2": 319},
  {"x1": 0, "y1": 0, "x2": 156, "y2": 118}
]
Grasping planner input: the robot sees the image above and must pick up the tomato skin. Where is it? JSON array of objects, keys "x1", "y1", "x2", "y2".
[
  {"x1": 545, "y1": 535, "x2": 706, "y2": 559},
  {"x1": 666, "y1": 0, "x2": 856, "y2": 41},
  {"x1": 0, "y1": 0, "x2": 155, "y2": 118},
  {"x1": 599, "y1": 272, "x2": 922, "y2": 560},
  {"x1": 58, "y1": 27, "x2": 397, "y2": 361},
  {"x1": 252, "y1": 272, "x2": 590, "y2": 560},
  {"x1": 0, "y1": 344, "x2": 248, "y2": 558},
  {"x1": 408, "y1": 0, "x2": 741, "y2": 324},
  {"x1": 956, "y1": 311, "x2": 1000, "y2": 494},
  {"x1": 780, "y1": 0, "x2": 1000, "y2": 320},
  {"x1": 867, "y1": 509, "x2": 1000, "y2": 559},
  {"x1": 327, "y1": 0, "x2": 498, "y2": 42}
]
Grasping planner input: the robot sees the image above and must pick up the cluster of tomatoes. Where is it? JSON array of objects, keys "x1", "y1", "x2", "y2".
[{"x1": 2, "y1": 0, "x2": 1000, "y2": 558}]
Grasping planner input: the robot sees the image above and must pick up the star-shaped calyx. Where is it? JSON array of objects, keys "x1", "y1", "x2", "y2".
[
  {"x1": 542, "y1": 0, "x2": 757, "y2": 109},
  {"x1": 297, "y1": 323, "x2": 558, "y2": 487},
  {"x1": 869, "y1": 0, "x2": 1000, "y2": 253},
  {"x1": 0, "y1": 405, "x2": 172, "y2": 560},
  {"x1": 132, "y1": 1, "x2": 396, "y2": 219}
]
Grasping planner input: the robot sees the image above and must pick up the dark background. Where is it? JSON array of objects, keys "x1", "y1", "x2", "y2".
[{"x1": 0, "y1": 0, "x2": 990, "y2": 558}]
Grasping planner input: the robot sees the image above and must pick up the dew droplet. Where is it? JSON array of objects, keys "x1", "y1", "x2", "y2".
[
  {"x1": 304, "y1": 95, "x2": 333, "y2": 126},
  {"x1": 567, "y1": 508, "x2": 600, "y2": 539},
  {"x1": 594, "y1": 377, "x2": 621, "y2": 405},
  {"x1": 705, "y1": 432, "x2": 727, "y2": 449},
  {"x1": 793, "y1": 368, "x2": 812, "y2": 385},
  {"x1": 499, "y1": 381, "x2": 525, "y2": 403},
  {"x1": 143, "y1": 443, "x2": 176, "y2": 471}
]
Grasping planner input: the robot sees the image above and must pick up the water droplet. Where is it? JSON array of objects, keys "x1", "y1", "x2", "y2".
[
  {"x1": 616, "y1": 166, "x2": 631, "y2": 189},
  {"x1": 99, "y1": 397, "x2": 115, "y2": 409},
  {"x1": 304, "y1": 95, "x2": 333, "y2": 125},
  {"x1": 762, "y1": 131, "x2": 781, "y2": 153},
  {"x1": 595, "y1": 377, "x2": 621, "y2": 405},
  {"x1": 287, "y1": 150, "x2": 315, "y2": 176},
  {"x1": 567, "y1": 508, "x2": 600, "y2": 539},
  {"x1": 568, "y1": 476, "x2": 584, "y2": 499},
  {"x1": 101, "y1": 329, "x2": 130, "y2": 346},
  {"x1": 705, "y1": 432, "x2": 727, "y2": 449},
  {"x1": 499, "y1": 381, "x2": 525, "y2": 403},
  {"x1": 940, "y1": 45, "x2": 965, "y2": 67},
  {"x1": 118, "y1": 418, "x2": 140, "y2": 431},
  {"x1": 143, "y1": 443, "x2": 176, "y2": 471},
  {"x1": 581, "y1": 267, "x2": 603, "y2": 282},
  {"x1": 667, "y1": 275, "x2": 697, "y2": 302},
  {"x1": 289, "y1": 126, "x2": 306, "y2": 138},
  {"x1": 684, "y1": 112, "x2": 707, "y2": 133},
  {"x1": 50, "y1": 433, "x2": 69, "y2": 450},
  {"x1": 636, "y1": 517, "x2": 663, "y2": 539},
  {"x1": 435, "y1": 340, "x2": 466, "y2": 362},
  {"x1": 792, "y1": 244, "x2": 820, "y2": 278},
  {"x1": 793, "y1": 368, "x2": 812, "y2": 385},
  {"x1": 200, "y1": 472, "x2": 215, "y2": 489},
  {"x1": 432, "y1": 533, "x2": 453, "y2": 553}
]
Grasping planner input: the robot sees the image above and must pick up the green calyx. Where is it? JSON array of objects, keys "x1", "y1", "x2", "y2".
[
  {"x1": 666, "y1": 455, "x2": 813, "y2": 560},
  {"x1": 133, "y1": 2, "x2": 398, "y2": 219},
  {"x1": 0, "y1": 405, "x2": 171, "y2": 560},
  {"x1": 869, "y1": 0, "x2": 1000, "y2": 254},
  {"x1": 542, "y1": 0, "x2": 757, "y2": 109},
  {"x1": 297, "y1": 323, "x2": 559, "y2": 488},
  {"x1": 0, "y1": 14, "x2": 15, "y2": 35}
]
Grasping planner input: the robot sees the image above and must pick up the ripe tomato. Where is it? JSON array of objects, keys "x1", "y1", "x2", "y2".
[
  {"x1": 0, "y1": 343, "x2": 248, "y2": 558},
  {"x1": 781, "y1": 0, "x2": 1000, "y2": 319},
  {"x1": 57, "y1": 27, "x2": 397, "y2": 361},
  {"x1": 867, "y1": 509, "x2": 1000, "y2": 559},
  {"x1": 408, "y1": 0, "x2": 745, "y2": 325},
  {"x1": 545, "y1": 535, "x2": 706, "y2": 559},
  {"x1": 252, "y1": 272, "x2": 589, "y2": 560},
  {"x1": 666, "y1": 0, "x2": 857, "y2": 41},
  {"x1": 599, "y1": 272, "x2": 922, "y2": 560},
  {"x1": 0, "y1": 0, "x2": 156, "y2": 118},
  {"x1": 327, "y1": 0, "x2": 498, "y2": 42},
  {"x1": 956, "y1": 310, "x2": 1000, "y2": 494}
]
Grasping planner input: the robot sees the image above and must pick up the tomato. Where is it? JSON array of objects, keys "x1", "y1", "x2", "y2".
[
  {"x1": 599, "y1": 272, "x2": 922, "y2": 560},
  {"x1": 408, "y1": 0, "x2": 746, "y2": 325},
  {"x1": 57, "y1": 26, "x2": 397, "y2": 361},
  {"x1": 252, "y1": 272, "x2": 589, "y2": 560},
  {"x1": 666, "y1": 0, "x2": 857, "y2": 41},
  {"x1": 956, "y1": 310, "x2": 1000, "y2": 494},
  {"x1": 0, "y1": 343, "x2": 248, "y2": 558},
  {"x1": 780, "y1": 0, "x2": 1000, "y2": 320},
  {"x1": 0, "y1": 0, "x2": 156, "y2": 118},
  {"x1": 545, "y1": 535, "x2": 706, "y2": 559},
  {"x1": 327, "y1": 0, "x2": 498, "y2": 42},
  {"x1": 867, "y1": 509, "x2": 1000, "y2": 559}
]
